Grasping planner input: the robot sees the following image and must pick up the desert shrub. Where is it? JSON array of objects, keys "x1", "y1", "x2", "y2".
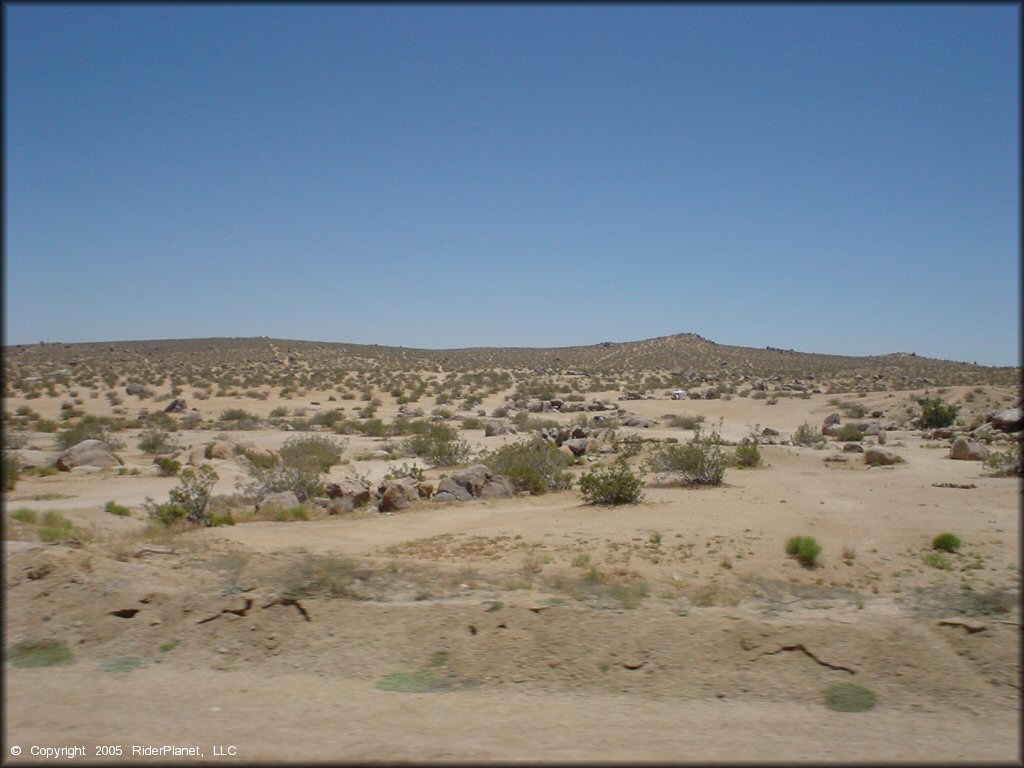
[
  {"x1": 615, "y1": 433, "x2": 644, "y2": 458},
  {"x1": 644, "y1": 427, "x2": 727, "y2": 486},
  {"x1": 920, "y1": 398, "x2": 959, "y2": 429},
  {"x1": 665, "y1": 414, "x2": 705, "y2": 430},
  {"x1": 138, "y1": 428, "x2": 177, "y2": 455},
  {"x1": 578, "y1": 459, "x2": 644, "y2": 505},
  {"x1": 923, "y1": 552, "x2": 952, "y2": 570},
  {"x1": 785, "y1": 536, "x2": 821, "y2": 567},
  {"x1": 932, "y1": 533, "x2": 962, "y2": 553},
  {"x1": 480, "y1": 436, "x2": 573, "y2": 495},
  {"x1": 145, "y1": 464, "x2": 219, "y2": 527},
  {"x1": 834, "y1": 424, "x2": 865, "y2": 442},
  {"x1": 56, "y1": 415, "x2": 108, "y2": 449},
  {"x1": 39, "y1": 510, "x2": 91, "y2": 544},
  {"x1": 104, "y1": 500, "x2": 131, "y2": 516},
  {"x1": 510, "y1": 412, "x2": 561, "y2": 432},
  {"x1": 239, "y1": 465, "x2": 325, "y2": 503},
  {"x1": 3, "y1": 455, "x2": 19, "y2": 491},
  {"x1": 279, "y1": 434, "x2": 345, "y2": 474},
  {"x1": 11, "y1": 507, "x2": 37, "y2": 523},
  {"x1": 460, "y1": 417, "x2": 484, "y2": 431},
  {"x1": 983, "y1": 445, "x2": 1022, "y2": 477},
  {"x1": 839, "y1": 401, "x2": 867, "y2": 418},
  {"x1": 7, "y1": 639, "x2": 74, "y2": 668},
  {"x1": 825, "y1": 683, "x2": 877, "y2": 712},
  {"x1": 154, "y1": 457, "x2": 181, "y2": 477},
  {"x1": 269, "y1": 406, "x2": 289, "y2": 418},
  {"x1": 401, "y1": 423, "x2": 470, "y2": 467},
  {"x1": 3, "y1": 430, "x2": 29, "y2": 449},
  {"x1": 792, "y1": 422, "x2": 825, "y2": 447},
  {"x1": 732, "y1": 440, "x2": 762, "y2": 468}
]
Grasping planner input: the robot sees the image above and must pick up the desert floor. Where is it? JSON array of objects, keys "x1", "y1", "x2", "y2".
[{"x1": 4, "y1": 381, "x2": 1021, "y2": 763}]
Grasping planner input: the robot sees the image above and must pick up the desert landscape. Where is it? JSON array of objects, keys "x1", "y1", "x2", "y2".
[{"x1": 3, "y1": 334, "x2": 1021, "y2": 762}]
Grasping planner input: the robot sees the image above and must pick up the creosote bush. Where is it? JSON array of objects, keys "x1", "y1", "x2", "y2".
[
  {"x1": 145, "y1": 464, "x2": 219, "y2": 527},
  {"x1": 920, "y1": 398, "x2": 959, "y2": 429},
  {"x1": 932, "y1": 533, "x2": 962, "y2": 553},
  {"x1": 644, "y1": 426, "x2": 727, "y2": 486},
  {"x1": 578, "y1": 459, "x2": 644, "y2": 505},
  {"x1": 401, "y1": 423, "x2": 470, "y2": 467},
  {"x1": 792, "y1": 422, "x2": 825, "y2": 447},
  {"x1": 479, "y1": 436, "x2": 573, "y2": 495},
  {"x1": 785, "y1": 535, "x2": 821, "y2": 567}
]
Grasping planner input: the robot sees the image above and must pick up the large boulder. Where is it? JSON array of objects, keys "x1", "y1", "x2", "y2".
[
  {"x1": 447, "y1": 464, "x2": 514, "y2": 499},
  {"x1": 449, "y1": 465, "x2": 493, "y2": 496},
  {"x1": 562, "y1": 438, "x2": 589, "y2": 457},
  {"x1": 988, "y1": 408, "x2": 1023, "y2": 433},
  {"x1": 55, "y1": 440, "x2": 122, "y2": 471},
  {"x1": 206, "y1": 441, "x2": 234, "y2": 460},
  {"x1": 478, "y1": 474, "x2": 514, "y2": 499},
  {"x1": 164, "y1": 398, "x2": 188, "y2": 413},
  {"x1": 125, "y1": 383, "x2": 148, "y2": 396},
  {"x1": 434, "y1": 477, "x2": 473, "y2": 501},
  {"x1": 949, "y1": 436, "x2": 989, "y2": 461},
  {"x1": 325, "y1": 479, "x2": 372, "y2": 508},
  {"x1": 257, "y1": 491, "x2": 301, "y2": 513},
  {"x1": 823, "y1": 413, "x2": 842, "y2": 429},
  {"x1": 378, "y1": 477, "x2": 420, "y2": 512}
]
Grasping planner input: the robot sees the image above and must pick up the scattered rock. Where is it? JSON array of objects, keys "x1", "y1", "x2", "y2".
[
  {"x1": 864, "y1": 447, "x2": 903, "y2": 466},
  {"x1": 842, "y1": 443, "x2": 864, "y2": 453},
  {"x1": 164, "y1": 398, "x2": 188, "y2": 413}
]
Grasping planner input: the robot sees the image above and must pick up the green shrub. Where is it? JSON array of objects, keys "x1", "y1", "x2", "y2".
[
  {"x1": 578, "y1": 459, "x2": 644, "y2": 505},
  {"x1": 460, "y1": 417, "x2": 484, "y2": 431},
  {"x1": 7, "y1": 639, "x2": 74, "y2": 668},
  {"x1": 792, "y1": 422, "x2": 825, "y2": 447},
  {"x1": 273, "y1": 505, "x2": 310, "y2": 522},
  {"x1": 920, "y1": 398, "x2": 959, "y2": 429},
  {"x1": 11, "y1": 507, "x2": 37, "y2": 524},
  {"x1": 104, "y1": 500, "x2": 131, "y2": 516},
  {"x1": 145, "y1": 464, "x2": 218, "y2": 527},
  {"x1": 732, "y1": 441, "x2": 762, "y2": 468},
  {"x1": 785, "y1": 536, "x2": 822, "y2": 567},
  {"x1": 665, "y1": 414, "x2": 705, "y2": 430},
  {"x1": 279, "y1": 434, "x2": 345, "y2": 474},
  {"x1": 825, "y1": 683, "x2": 877, "y2": 712},
  {"x1": 3, "y1": 455, "x2": 19, "y2": 491},
  {"x1": 932, "y1": 533, "x2": 962, "y2": 553},
  {"x1": 840, "y1": 401, "x2": 867, "y2": 419},
  {"x1": 238, "y1": 464, "x2": 325, "y2": 503},
  {"x1": 480, "y1": 436, "x2": 573, "y2": 495},
  {"x1": 138, "y1": 428, "x2": 177, "y2": 455},
  {"x1": 984, "y1": 445, "x2": 1022, "y2": 477},
  {"x1": 401, "y1": 423, "x2": 470, "y2": 466},
  {"x1": 39, "y1": 511, "x2": 90, "y2": 544},
  {"x1": 644, "y1": 427, "x2": 727, "y2": 486},
  {"x1": 834, "y1": 424, "x2": 865, "y2": 442},
  {"x1": 923, "y1": 552, "x2": 952, "y2": 570},
  {"x1": 56, "y1": 415, "x2": 110, "y2": 449},
  {"x1": 615, "y1": 433, "x2": 644, "y2": 458},
  {"x1": 154, "y1": 457, "x2": 181, "y2": 477}
]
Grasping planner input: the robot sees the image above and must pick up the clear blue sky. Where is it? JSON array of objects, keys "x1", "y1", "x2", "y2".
[{"x1": 4, "y1": 4, "x2": 1019, "y2": 365}]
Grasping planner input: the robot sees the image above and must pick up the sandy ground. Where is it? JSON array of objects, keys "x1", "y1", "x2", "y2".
[{"x1": 4, "y1": 382, "x2": 1021, "y2": 763}]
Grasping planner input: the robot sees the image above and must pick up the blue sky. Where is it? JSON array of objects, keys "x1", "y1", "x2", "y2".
[{"x1": 4, "y1": 4, "x2": 1019, "y2": 365}]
